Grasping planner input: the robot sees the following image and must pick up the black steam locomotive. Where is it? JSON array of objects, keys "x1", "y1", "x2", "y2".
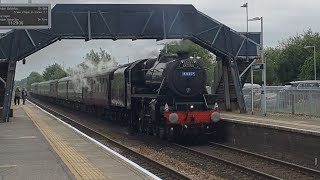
[{"x1": 31, "y1": 52, "x2": 220, "y2": 140}]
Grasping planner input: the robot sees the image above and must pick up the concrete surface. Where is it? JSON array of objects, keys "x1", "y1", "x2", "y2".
[{"x1": 0, "y1": 106, "x2": 75, "y2": 180}]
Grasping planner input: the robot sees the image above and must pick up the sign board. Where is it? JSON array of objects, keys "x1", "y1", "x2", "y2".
[
  {"x1": 251, "y1": 63, "x2": 264, "y2": 71},
  {"x1": 0, "y1": 4, "x2": 51, "y2": 29}
]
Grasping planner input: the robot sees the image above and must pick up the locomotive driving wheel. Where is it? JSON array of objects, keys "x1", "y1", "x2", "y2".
[
  {"x1": 138, "y1": 117, "x2": 144, "y2": 133},
  {"x1": 158, "y1": 126, "x2": 166, "y2": 139},
  {"x1": 127, "y1": 110, "x2": 136, "y2": 135},
  {"x1": 166, "y1": 126, "x2": 175, "y2": 142}
]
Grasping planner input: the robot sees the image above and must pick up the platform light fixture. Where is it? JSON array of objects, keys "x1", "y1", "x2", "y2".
[
  {"x1": 241, "y1": 2, "x2": 249, "y2": 62},
  {"x1": 304, "y1": 45, "x2": 317, "y2": 80},
  {"x1": 248, "y1": 16, "x2": 266, "y2": 116},
  {"x1": 157, "y1": 42, "x2": 168, "y2": 53}
]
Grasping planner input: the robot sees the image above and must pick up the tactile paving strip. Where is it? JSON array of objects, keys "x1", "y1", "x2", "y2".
[{"x1": 22, "y1": 105, "x2": 107, "y2": 180}]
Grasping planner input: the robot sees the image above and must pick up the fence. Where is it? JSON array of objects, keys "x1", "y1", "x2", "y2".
[{"x1": 243, "y1": 86, "x2": 320, "y2": 116}]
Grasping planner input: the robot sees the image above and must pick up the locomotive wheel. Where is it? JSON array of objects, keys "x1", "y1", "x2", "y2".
[
  {"x1": 147, "y1": 125, "x2": 153, "y2": 135},
  {"x1": 127, "y1": 110, "x2": 138, "y2": 135},
  {"x1": 166, "y1": 127, "x2": 175, "y2": 142},
  {"x1": 158, "y1": 127, "x2": 166, "y2": 139},
  {"x1": 138, "y1": 119, "x2": 144, "y2": 133}
]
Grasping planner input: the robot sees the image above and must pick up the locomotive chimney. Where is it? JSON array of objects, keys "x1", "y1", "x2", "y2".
[{"x1": 177, "y1": 51, "x2": 190, "y2": 59}]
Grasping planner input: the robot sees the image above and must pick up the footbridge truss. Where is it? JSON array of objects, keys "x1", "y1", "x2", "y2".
[{"x1": 0, "y1": 4, "x2": 261, "y2": 122}]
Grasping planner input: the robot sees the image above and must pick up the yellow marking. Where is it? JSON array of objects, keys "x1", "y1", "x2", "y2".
[
  {"x1": 222, "y1": 113, "x2": 320, "y2": 131},
  {"x1": 22, "y1": 105, "x2": 107, "y2": 180}
]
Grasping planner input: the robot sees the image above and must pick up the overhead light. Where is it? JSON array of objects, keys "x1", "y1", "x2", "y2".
[
  {"x1": 240, "y1": 3, "x2": 248, "y2": 7},
  {"x1": 248, "y1": 17, "x2": 261, "y2": 21}
]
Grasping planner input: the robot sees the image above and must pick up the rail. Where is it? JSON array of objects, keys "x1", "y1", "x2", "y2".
[{"x1": 28, "y1": 98, "x2": 191, "y2": 180}]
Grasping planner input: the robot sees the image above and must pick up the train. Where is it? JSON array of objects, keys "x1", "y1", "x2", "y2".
[{"x1": 30, "y1": 52, "x2": 220, "y2": 141}]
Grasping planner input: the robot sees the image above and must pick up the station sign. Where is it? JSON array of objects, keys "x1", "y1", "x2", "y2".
[
  {"x1": 251, "y1": 63, "x2": 264, "y2": 71},
  {"x1": 0, "y1": 4, "x2": 51, "y2": 29}
]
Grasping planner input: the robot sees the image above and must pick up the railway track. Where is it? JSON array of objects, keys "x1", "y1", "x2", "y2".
[
  {"x1": 208, "y1": 142, "x2": 320, "y2": 179},
  {"x1": 173, "y1": 142, "x2": 320, "y2": 180},
  {"x1": 29, "y1": 97, "x2": 320, "y2": 179},
  {"x1": 28, "y1": 98, "x2": 190, "y2": 180},
  {"x1": 173, "y1": 143, "x2": 281, "y2": 180}
]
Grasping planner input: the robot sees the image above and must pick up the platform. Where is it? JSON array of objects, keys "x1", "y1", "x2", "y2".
[
  {"x1": 221, "y1": 112, "x2": 320, "y2": 135},
  {"x1": 0, "y1": 105, "x2": 74, "y2": 180},
  {"x1": 1, "y1": 103, "x2": 155, "y2": 180}
]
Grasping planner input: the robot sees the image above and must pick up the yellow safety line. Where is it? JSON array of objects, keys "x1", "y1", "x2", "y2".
[
  {"x1": 22, "y1": 105, "x2": 107, "y2": 180},
  {"x1": 222, "y1": 113, "x2": 320, "y2": 130}
]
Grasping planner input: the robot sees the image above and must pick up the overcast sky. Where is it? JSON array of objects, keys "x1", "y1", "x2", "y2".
[{"x1": 2, "y1": 0, "x2": 319, "y2": 80}]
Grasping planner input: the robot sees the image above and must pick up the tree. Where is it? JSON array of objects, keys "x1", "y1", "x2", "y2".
[
  {"x1": 265, "y1": 29, "x2": 320, "y2": 84},
  {"x1": 42, "y1": 63, "x2": 67, "y2": 81},
  {"x1": 26, "y1": 72, "x2": 43, "y2": 90},
  {"x1": 161, "y1": 40, "x2": 216, "y2": 85},
  {"x1": 261, "y1": 47, "x2": 282, "y2": 85},
  {"x1": 67, "y1": 48, "x2": 118, "y2": 76},
  {"x1": 86, "y1": 48, "x2": 112, "y2": 65},
  {"x1": 79, "y1": 48, "x2": 117, "y2": 70},
  {"x1": 14, "y1": 78, "x2": 27, "y2": 88}
]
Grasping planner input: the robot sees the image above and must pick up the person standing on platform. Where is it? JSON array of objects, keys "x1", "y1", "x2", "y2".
[
  {"x1": 14, "y1": 87, "x2": 21, "y2": 105},
  {"x1": 22, "y1": 88, "x2": 27, "y2": 105}
]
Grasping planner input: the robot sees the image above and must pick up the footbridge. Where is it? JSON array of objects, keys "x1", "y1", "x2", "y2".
[{"x1": 0, "y1": 4, "x2": 261, "y2": 122}]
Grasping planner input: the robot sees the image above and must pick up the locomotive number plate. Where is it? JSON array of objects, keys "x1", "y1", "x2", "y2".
[{"x1": 182, "y1": 72, "x2": 195, "y2": 77}]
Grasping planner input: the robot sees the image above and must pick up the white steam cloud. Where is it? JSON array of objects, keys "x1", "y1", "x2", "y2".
[{"x1": 67, "y1": 58, "x2": 118, "y2": 93}]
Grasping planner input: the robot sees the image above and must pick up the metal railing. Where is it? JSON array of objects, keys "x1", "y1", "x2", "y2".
[{"x1": 243, "y1": 86, "x2": 320, "y2": 116}]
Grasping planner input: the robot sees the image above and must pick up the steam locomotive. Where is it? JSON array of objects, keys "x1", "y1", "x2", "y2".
[{"x1": 31, "y1": 52, "x2": 220, "y2": 141}]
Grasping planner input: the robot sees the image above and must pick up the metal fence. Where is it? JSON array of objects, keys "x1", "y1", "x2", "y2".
[{"x1": 243, "y1": 86, "x2": 320, "y2": 116}]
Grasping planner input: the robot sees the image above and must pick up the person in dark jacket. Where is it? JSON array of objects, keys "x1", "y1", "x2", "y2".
[
  {"x1": 14, "y1": 87, "x2": 21, "y2": 105},
  {"x1": 22, "y1": 88, "x2": 27, "y2": 105}
]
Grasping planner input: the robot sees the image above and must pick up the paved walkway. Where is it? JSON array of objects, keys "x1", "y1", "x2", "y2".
[
  {"x1": 0, "y1": 103, "x2": 155, "y2": 180},
  {"x1": 21, "y1": 102, "x2": 153, "y2": 180},
  {"x1": 0, "y1": 105, "x2": 75, "y2": 180},
  {"x1": 222, "y1": 112, "x2": 320, "y2": 134}
]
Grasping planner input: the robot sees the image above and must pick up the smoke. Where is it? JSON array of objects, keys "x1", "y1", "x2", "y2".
[
  {"x1": 65, "y1": 47, "x2": 160, "y2": 94},
  {"x1": 67, "y1": 58, "x2": 118, "y2": 93},
  {"x1": 147, "y1": 49, "x2": 160, "y2": 58}
]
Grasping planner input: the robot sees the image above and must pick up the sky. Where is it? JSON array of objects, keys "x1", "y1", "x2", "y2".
[{"x1": 1, "y1": 0, "x2": 319, "y2": 80}]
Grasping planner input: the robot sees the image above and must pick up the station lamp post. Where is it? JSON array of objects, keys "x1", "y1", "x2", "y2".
[
  {"x1": 304, "y1": 46, "x2": 317, "y2": 80},
  {"x1": 248, "y1": 17, "x2": 266, "y2": 115},
  {"x1": 241, "y1": 3, "x2": 249, "y2": 62},
  {"x1": 157, "y1": 42, "x2": 168, "y2": 53},
  {"x1": 241, "y1": 3, "x2": 255, "y2": 114}
]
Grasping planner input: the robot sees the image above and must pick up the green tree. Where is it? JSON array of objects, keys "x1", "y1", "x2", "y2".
[
  {"x1": 161, "y1": 40, "x2": 215, "y2": 85},
  {"x1": 26, "y1": 72, "x2": 43, "y2": 90},
  {"x1": 79, "y1": 48, "x2": 117, "y2": 69},
  {"x1": 265, "y1": 29, "x2": 320, "y2": 84},
  {"x1": 262, "y1": 47, "x2": 282, "y2": 85},
  {"x1": 42, "y1": 63, "x2": 67, "y2": 81},
  {"x1": 14, "y1": 78, "x2": 28, "y2": 89}
]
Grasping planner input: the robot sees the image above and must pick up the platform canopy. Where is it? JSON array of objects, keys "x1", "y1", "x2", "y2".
[{"x1": 0, "y1": 4, "x2": 260, "y2": 61}]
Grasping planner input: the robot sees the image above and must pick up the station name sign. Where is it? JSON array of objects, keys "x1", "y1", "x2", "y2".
[
  {"x1": 251, "y1": 63, "x2": 264, "y2": 71},
  {"x1": 0, "y1": 4, "x2": 51, "y2": 29}
]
